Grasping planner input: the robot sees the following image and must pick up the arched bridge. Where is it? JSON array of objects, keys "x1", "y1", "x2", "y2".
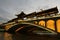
[
  {"x1": 5, "y1": 22, "x2": 57, "y2": 35},
  {"x1": 4, "y1": 14, "x2": 60, "y2": 34}
]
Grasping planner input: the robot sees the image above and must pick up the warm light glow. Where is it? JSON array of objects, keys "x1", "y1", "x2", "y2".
[
  {"x1": 4, "y1": 32, "x2": 12, "y2": 40},
  {"x1": 5, "y1": 25, "x2": 11, "y2": 30},
  {"x1": 34, "y1": 21, "x2": 38, "y2": 24},
  {"x1": 47, "y1": 20, "x2": 55, "y2": 30},
  {"x1": 15, "y1": 26, "x2": 24, "y2": 32},
  {"x1": 56, "y1": 19, "x2": 60, "y2": 32},
  {"x1": 39, "y1": 20, "x2": 45, "y2": 26}
]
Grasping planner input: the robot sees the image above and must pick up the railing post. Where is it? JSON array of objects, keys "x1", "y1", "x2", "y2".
[{"x1": 55, "y1": 20, "x2": 57, "y2": 32}]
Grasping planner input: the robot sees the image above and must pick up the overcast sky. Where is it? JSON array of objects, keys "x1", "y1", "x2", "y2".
[{"x1": 0, "y1": 0, "x2": 60, "y2": 20}]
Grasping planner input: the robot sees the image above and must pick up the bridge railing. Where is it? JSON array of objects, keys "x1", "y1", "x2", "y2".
[{"x1": 16, "y1": 14, "x2": 59, "y2": 21}]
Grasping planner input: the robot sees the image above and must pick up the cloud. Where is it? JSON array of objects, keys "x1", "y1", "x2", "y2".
[{"x1": 0, "y1": 0, "x2": 60, "y2": 20}]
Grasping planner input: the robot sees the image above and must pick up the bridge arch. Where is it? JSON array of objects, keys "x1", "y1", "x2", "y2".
[
  {"x1": 56, "y1": 19, "x2": 60, "y2": 32},
  {"x1": 47, "y1": 20, "x2": 55, "y2": 30},
  {"x1": 6, "y1": 22, "x2": 57, "y2": 34},
  {"x1": 7, "y1": 24, "x2": 26, "y2": 33},
  {"x1": 39, "y1": 20, "x2": 45, "y2": 27}
]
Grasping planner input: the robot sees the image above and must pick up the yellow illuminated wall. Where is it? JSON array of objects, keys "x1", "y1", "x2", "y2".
[
  {"x1": 39, "y1": 20, "x2": 45, "y2": 26},
  {"x1": 37, "y1": 19, "x2": 60, "y2": 33},
  {"x1": 56, "y1": 19, "x2": 60, "y2": 32},
  {"x1": 47, "y1": 20, "x2": 55, "y2": 30}
]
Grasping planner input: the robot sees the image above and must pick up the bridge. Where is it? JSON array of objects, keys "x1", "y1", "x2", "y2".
[
  {"x1": 4, "y1": 14, "x2": 60, "y2": 34},
  {"x1": 4, "y1": 21, "x2": 57, "y2": 35},
  {"x1": 4, "y1": 7, "x2": 60, "y2": 35}
]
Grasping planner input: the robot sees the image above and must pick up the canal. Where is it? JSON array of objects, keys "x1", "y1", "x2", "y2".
[{"x1": 0, "y1": 32, "x2": 60, "y2": 40}]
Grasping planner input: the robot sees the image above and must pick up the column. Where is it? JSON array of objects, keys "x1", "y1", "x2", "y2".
[{"x1": 55, "y1": 20, "x2": 57, "y2": 32}]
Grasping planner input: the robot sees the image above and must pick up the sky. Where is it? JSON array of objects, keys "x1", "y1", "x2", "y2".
[{"x1": 0, "y1": 0, "x2": 60, "y2": 20}]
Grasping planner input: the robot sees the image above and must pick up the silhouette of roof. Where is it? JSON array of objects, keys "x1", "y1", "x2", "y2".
[
  {"x1": 37, "y1": 6, "x2": 59, "y2": 14},
  {"x1": 16, "y1": 11, "x2": 26, "y2": 18},
  {"x1": 7, "y1": 18, "x2": 18, "y2": 23},
  {"x1": 24, "y1": 7, "x2": 59, "y2": 17},
  {"x1": 24, "y1": 12, "x2": 36, "y2": 17}
]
